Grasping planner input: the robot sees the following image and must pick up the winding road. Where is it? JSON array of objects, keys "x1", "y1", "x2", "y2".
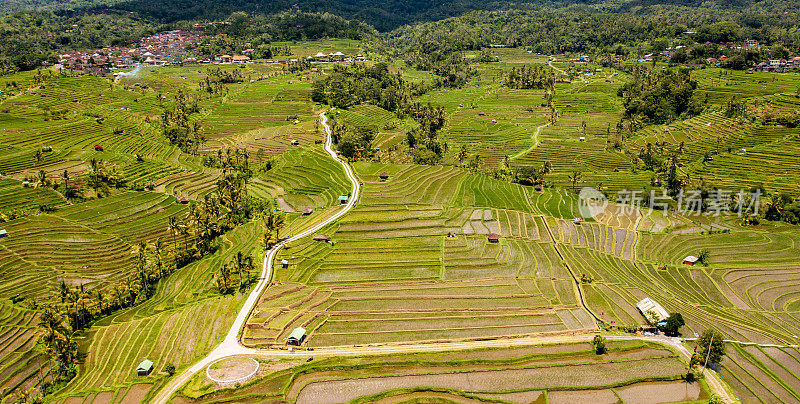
[
  {"x1": 150, "y1": 112, "x2": 360, "y2": 404},
  {"x1": 150, "y1": 111, "x2": 737, "y2": 403}
]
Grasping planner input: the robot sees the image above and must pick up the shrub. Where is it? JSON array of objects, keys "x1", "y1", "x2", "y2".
[{"x1": 592, "y1": 335, "x2": 607, "y2": 355}]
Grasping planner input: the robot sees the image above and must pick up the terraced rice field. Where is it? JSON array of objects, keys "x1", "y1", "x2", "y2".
[
  {"x1": 720, "y1": 343, "x2": 800, "y2": 403},
  {"x1": 175, "y1": 340, "x2": 705, "y2": 403},
  {"x1": 244, "y1": 162, "x2": 594, "y2": 347}
]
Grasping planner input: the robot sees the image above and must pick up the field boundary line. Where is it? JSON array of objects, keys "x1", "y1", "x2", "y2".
[{"x1": 150, "y1": 111, "x2": 361, "y2": 404}]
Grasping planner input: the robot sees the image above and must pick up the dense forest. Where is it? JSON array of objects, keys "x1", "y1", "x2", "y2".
[{"x1": 2, "y1": 1, "x2": 800, "y2": 75}]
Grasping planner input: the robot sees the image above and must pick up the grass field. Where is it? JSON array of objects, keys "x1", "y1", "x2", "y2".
[{"x1": 1, "y1": 39, "x2": 800, "y2": 404}]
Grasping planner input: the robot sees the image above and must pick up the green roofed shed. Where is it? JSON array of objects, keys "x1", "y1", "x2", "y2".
[
  {"x1": 287, "y1": 327, "x2": 306, "y2": 346},
  {"x1": 0, "y1": 229, "x2": 7, "y2": 239},
  {"x1": 137, "y1": 359, "x2": 153, "y2": 376},
  {"x1": 338, "y1": 195, "x2": 348, "y2": 204}
]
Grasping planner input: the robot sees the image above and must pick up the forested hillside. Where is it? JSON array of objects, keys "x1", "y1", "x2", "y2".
[{"x1": 2, "y1": 0, "x2": 799, "y2": 30}]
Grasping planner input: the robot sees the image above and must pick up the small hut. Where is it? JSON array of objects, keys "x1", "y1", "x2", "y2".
[
  {"x1": 302, "y1": 208, "x2": 314, "y2": 216},
  {"x1": 379, "y1": 172, "x2": 389, "y2": 180},
  {"x1": 338, "y1": 195, "x2": 348, "y2": 205},
  {"x1": 178, "y1": 196, "x2": 189, "y2": 204},
  {"x1": 0, "y1": 229, "x2": 7, "y2": 239},
  {"x1": 477, "y1": 111, "x2": 486, "y2": 116},
  {"x1": 93, "y1": 144, "x2": 103, "y2": 151},
  {"x1": 488, "y1": 233, "x2": 500, "y2": 243},
  {"x1": 281, "y1": 259, "x2": 289, "y2": 268},
  {"x1": 287, "y1": 327, "x2": 306, "y2": 346},
  {"x1": 683, "y1": 256, "x2": 699, "y2": 266},
  {"x1": 291, "y1": 140, "x2": 299, "y2": 146},
  {"x1": 312, "y1": 234, "x2": 329, "y2": 242},
  {"x1": 136, "y1": 359, "x2": 153, "y2": 376},
  {"x1": 534, "y1": 184, "x2": 543, "y2": 192}
]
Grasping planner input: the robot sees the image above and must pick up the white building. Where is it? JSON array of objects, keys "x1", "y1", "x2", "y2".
[{"x1": 636, "y1": 297, "x2": 670, "y2": 323}]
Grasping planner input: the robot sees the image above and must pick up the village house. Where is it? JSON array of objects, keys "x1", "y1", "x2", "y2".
[{"x1": 232, "y1": 55, "x2": 251, "y2": 64}]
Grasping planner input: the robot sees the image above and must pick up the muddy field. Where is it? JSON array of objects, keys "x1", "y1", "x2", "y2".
[{"x1": 294, "y1": 357, "x2": 685, "y2": 403}]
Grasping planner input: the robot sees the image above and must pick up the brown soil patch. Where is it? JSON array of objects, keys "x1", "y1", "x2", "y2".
[
  {"x1": 615, "y1": 381, "x2": 700, "y2": 403},
  {"x1": 207, "y1": 357, "x2": 259, "y2": 382},
  {"x1": 548, "y1": 389, "x2": 618, "y2": 404},
  {"x1": 119, "y1": 384, "x2": 151, "y2": 404}
]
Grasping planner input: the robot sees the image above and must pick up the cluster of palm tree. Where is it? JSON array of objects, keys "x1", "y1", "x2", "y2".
[
  {"x1": 37, "y1": 241, "x2": 170, "y2": 386},
  {"x1": 201, "y1": 148, "x2": 253, "y2": 177},
  {"x1": 87, "y1": 158, "x2": 123, "y2": 197},
  {"x1": 262, "y1": 209, "x2": 286, "y2": 249},
  {"x1": 160, "y1": 91, "x2": 204, "y2": 154},
  {"x1": 215, "y1": 252, "x2": 256, "y2": 294},
  {"x1": 167, "y1": 171, "x2": 265, "y2": 267},
  {"x1": 37, "y1": 305, "x2": 78, "y2": 384}
]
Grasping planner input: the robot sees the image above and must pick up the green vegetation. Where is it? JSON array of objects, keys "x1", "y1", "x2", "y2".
[{"x1": 1, "y1": 0, "x2": 800, "y2": 402}]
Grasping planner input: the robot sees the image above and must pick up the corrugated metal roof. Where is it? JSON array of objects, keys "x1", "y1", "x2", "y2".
[
  {"x1": 137, "y1": 359, "x2": 153, "y2": 372},
  {"x1": 288, "y1": 327, "x2": 306, "y2": 341},
  {"x1": 636, "y1": 298, "x2": 669, "y2": 322}
]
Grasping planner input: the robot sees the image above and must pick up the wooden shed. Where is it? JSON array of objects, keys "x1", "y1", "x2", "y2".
[
  {"x1": 488, "y1": 233, "x2": 500, "y2": 243},
  {"x1": 338, "y1": 195, "x2": 348, "y2": 205},
  {"x1": 683, "y1": 255, "x2": 699, "y2": 266},
  {"x1": 379, "y1": 172, "x2": 389, "y2": 180},
  {"x1": 287, "y1": 327, "x2": 306, "y2": 346},
  {"x1": 178, "y1": 196, "x2": 189, "y2": 204},
  {"x1": 136, "y1": 359, "x2": 153, "y2": 376},
  {"x1": 0, "y1": 229, "x2": 7, "y2": 239},
  {"x1": 302, "y1": 208, "x2": 314, "y2": 216}
]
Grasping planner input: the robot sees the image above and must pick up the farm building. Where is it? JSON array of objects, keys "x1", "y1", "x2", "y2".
[
  {"x1": 302, "y1": 208, "x2": 313, "y2": 216},
  {"x1": 287, "y1": 327, "x2": 306, "y2": 346},
  {"x1": 178, "y1": 196, "x2": 189, "y2": 204},
  {"x1": 636, "y1": 298, "x2": 670, "y2": 324},
  {"x1": 379, "y1": 172, "x2": 389, "y2": 180},
  {"x1": 0, "y1": 229, "x2": 7, "y2": 239},
  {"x1": 534, "y1": 184, "x2": 543, "y2": 191},
  {"x1": 683, "y1": 256, "x2": 699, "y2": 266},
  {"x1": 478, "y1": 111, "x2": 486, "y2": 116},
  {"x1": 312, "y1": 234, "x2": 329, "y2": 242},
  {"x1": 291, "y1": 140, "x2": 299, "y2": 146},
  {"x1": 136, "y1": 359, "x2": 153, "y2": 376},
  {"x1": 281, "y1": 259, "x2": 289, "y2": 268},
  {"x1": 338, "y1": 195, "x2": 348, "y2": 204},
  {"x1": 488, "y1": 233, "x2": 500, "y2": 243},
  {"x1": 232, "y1": 55, "x2": 250, "y2": 63}
]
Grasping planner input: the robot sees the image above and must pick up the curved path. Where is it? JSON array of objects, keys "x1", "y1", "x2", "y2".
[
  {"x1": 151, "y1": 112, "x2": 360, "y2": 403},
  {"x1": 508, "y1": 121, "x2": 551, "y2": 162},
  {"x1": 151, "y1": 112, "x2": 736, "y2": 404}
]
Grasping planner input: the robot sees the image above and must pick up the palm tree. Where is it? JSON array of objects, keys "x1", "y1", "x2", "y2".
[
  {"x1": 34, "y1": 149, "x2": 43, "y2": 167},
  {"x1": 62, "y1": 170, "x2": 70, "y2": 198},
  {"x1": 569, "y1": 170, "x2": 583, "y2": 193},
  {"x1": 167, "y1": 216, "x2": 178, "y2": 249},
  {"x1": 154, "y1": 240, "x2": 164, "y2": 276},
  {"x1": 37, "y1": 169, "x2": 47, "y2": 209}
]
